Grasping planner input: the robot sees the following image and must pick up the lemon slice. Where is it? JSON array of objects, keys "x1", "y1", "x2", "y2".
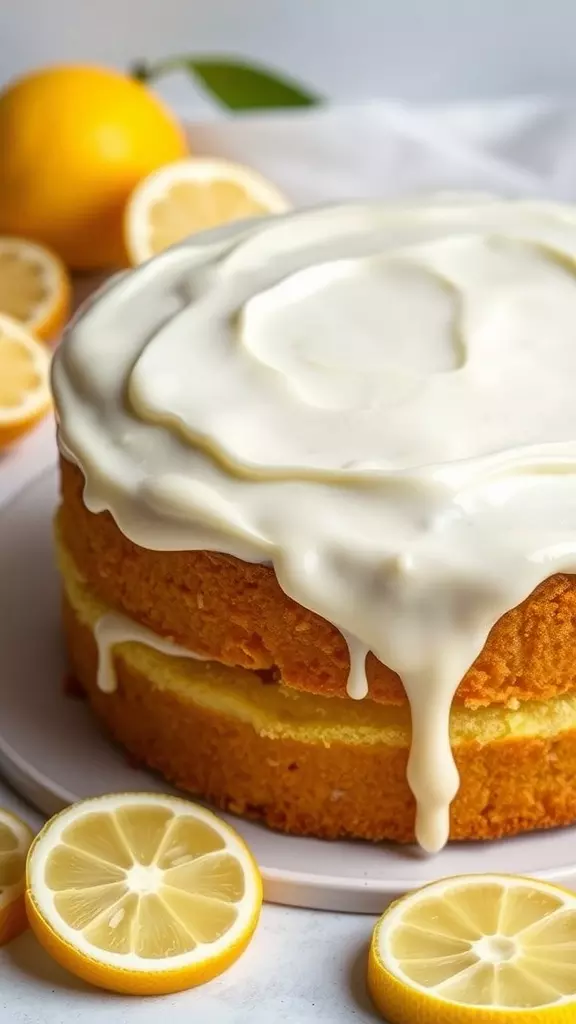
[
  {"x1": 0, "y1": 314, "x2": 52, "y2": 447},
  {"x1": 0, "y1": 808, "x2": 34, "y2": 946},
  {"x1": 124, "y1": 157, "x2": 289, "y2": 264},
  {"x1": 26, "y1": 793, "x2": 262, "y2": 995},
  {"x1": 0, "y1": 238, "x2": 71, "y2": 341},
  {"x1": 368, "y1": 873, "x2": 576, "y2": 1023}
]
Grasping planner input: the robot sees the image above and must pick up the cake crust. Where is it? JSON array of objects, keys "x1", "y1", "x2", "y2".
[
  {"x1": 60, "y1": 458, "x2": 576, "y2": 710},
  {"x1": 63, "y1": 594, "x2": 576, "y2": 844}
]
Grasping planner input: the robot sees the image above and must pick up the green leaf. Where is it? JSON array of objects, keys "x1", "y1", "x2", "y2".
[
  {"x1": 132, "y1": 56, "x2": 320, "y2": 111},
  {"x1": 190, "y1": 58, "x2": 320, "y2": 110}
]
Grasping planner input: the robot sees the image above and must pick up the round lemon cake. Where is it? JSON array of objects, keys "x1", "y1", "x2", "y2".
[{"x1": 52, "y1": 198, "x2": 576, "y2": 851}]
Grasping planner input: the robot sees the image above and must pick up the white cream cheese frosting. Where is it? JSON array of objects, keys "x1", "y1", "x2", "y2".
[{"x1": 53, "y1": 196, "x2": 576, "y2": 852}]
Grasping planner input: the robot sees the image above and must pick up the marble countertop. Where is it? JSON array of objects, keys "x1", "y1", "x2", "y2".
[{"x1": 0, "y1": 421, "x2": 383, "y2": 1024}]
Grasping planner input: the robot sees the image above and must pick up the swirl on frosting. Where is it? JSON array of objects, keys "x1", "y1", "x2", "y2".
[{"x1": 53, "y1": 197, "x2": 576, "y2": 852}]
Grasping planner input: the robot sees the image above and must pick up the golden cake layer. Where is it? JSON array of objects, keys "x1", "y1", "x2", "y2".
[
  {"x1": 60, "y1": 532, "x2": 576, "y2": 843},
  {"x1": 60, "y1": 458, "x2": 576, "y2": 711}
]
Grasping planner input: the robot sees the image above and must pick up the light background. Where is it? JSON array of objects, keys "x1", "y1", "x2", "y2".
[{"x1": 0, "y1": 0, "x2": 574, "y2": 114}]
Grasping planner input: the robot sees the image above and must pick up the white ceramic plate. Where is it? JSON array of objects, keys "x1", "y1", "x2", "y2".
[{"x1": 1, "y1": 467, "x2": 576, "y2": 913}]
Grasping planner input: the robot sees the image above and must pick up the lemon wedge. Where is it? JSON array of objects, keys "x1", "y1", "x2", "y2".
[
  {"x1": 0, "y1": 313, "x2": 52, "y2": 447},
  {"x1": 0, "y1": 808, "x2": 34, "y2": 946},
  {"x1": 368, "y1": 873, "x2": 576, "y2": 1023},
  {"x1": 124, "y1": 156, "x2": 289, "y2": 264},
  {"x1": 26, "y1": 793, "x2": 262, "y2": 995},
  {"x1": 0, "y1": 237, "x2": 71, "y2": 341}
]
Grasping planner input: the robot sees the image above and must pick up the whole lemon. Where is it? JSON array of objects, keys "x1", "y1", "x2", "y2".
[{"x1": 0, "y1": 64, "x2": 188, "y2": 269}]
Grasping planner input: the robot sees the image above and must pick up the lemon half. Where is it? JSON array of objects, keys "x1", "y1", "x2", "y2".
[{"x1": 124, "y1": 156, "x2": 289, "y2": 265}]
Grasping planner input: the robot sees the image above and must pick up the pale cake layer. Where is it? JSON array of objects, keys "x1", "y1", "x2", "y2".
[
  {"x1": 60, "y1": 457, "x2": 576, "y2": 711},
  {"x1": 60, "y1": 536, "x2": 576, "y2": 843}
]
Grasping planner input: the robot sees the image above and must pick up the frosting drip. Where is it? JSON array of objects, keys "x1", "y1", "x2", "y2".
[
  {"x1": 53, "y1": 197, "x2": 576, "y2": 852},
  {"x1": 94, "y1": 611, "x2": 206, "y2": 693}
]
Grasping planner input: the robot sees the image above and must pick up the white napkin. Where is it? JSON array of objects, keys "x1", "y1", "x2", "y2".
[{"x1": 187, "y1": 98, "x2": 576, "y2": 204}]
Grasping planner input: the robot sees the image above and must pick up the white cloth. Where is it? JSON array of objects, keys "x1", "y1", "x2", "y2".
[{"x1": 189, "y1": 97, "x2": 576, "y2": 204}]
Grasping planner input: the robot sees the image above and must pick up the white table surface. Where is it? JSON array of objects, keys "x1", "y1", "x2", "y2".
[{"x1": 0, "y1": 420, "x2": 382, "y2": 1024}]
